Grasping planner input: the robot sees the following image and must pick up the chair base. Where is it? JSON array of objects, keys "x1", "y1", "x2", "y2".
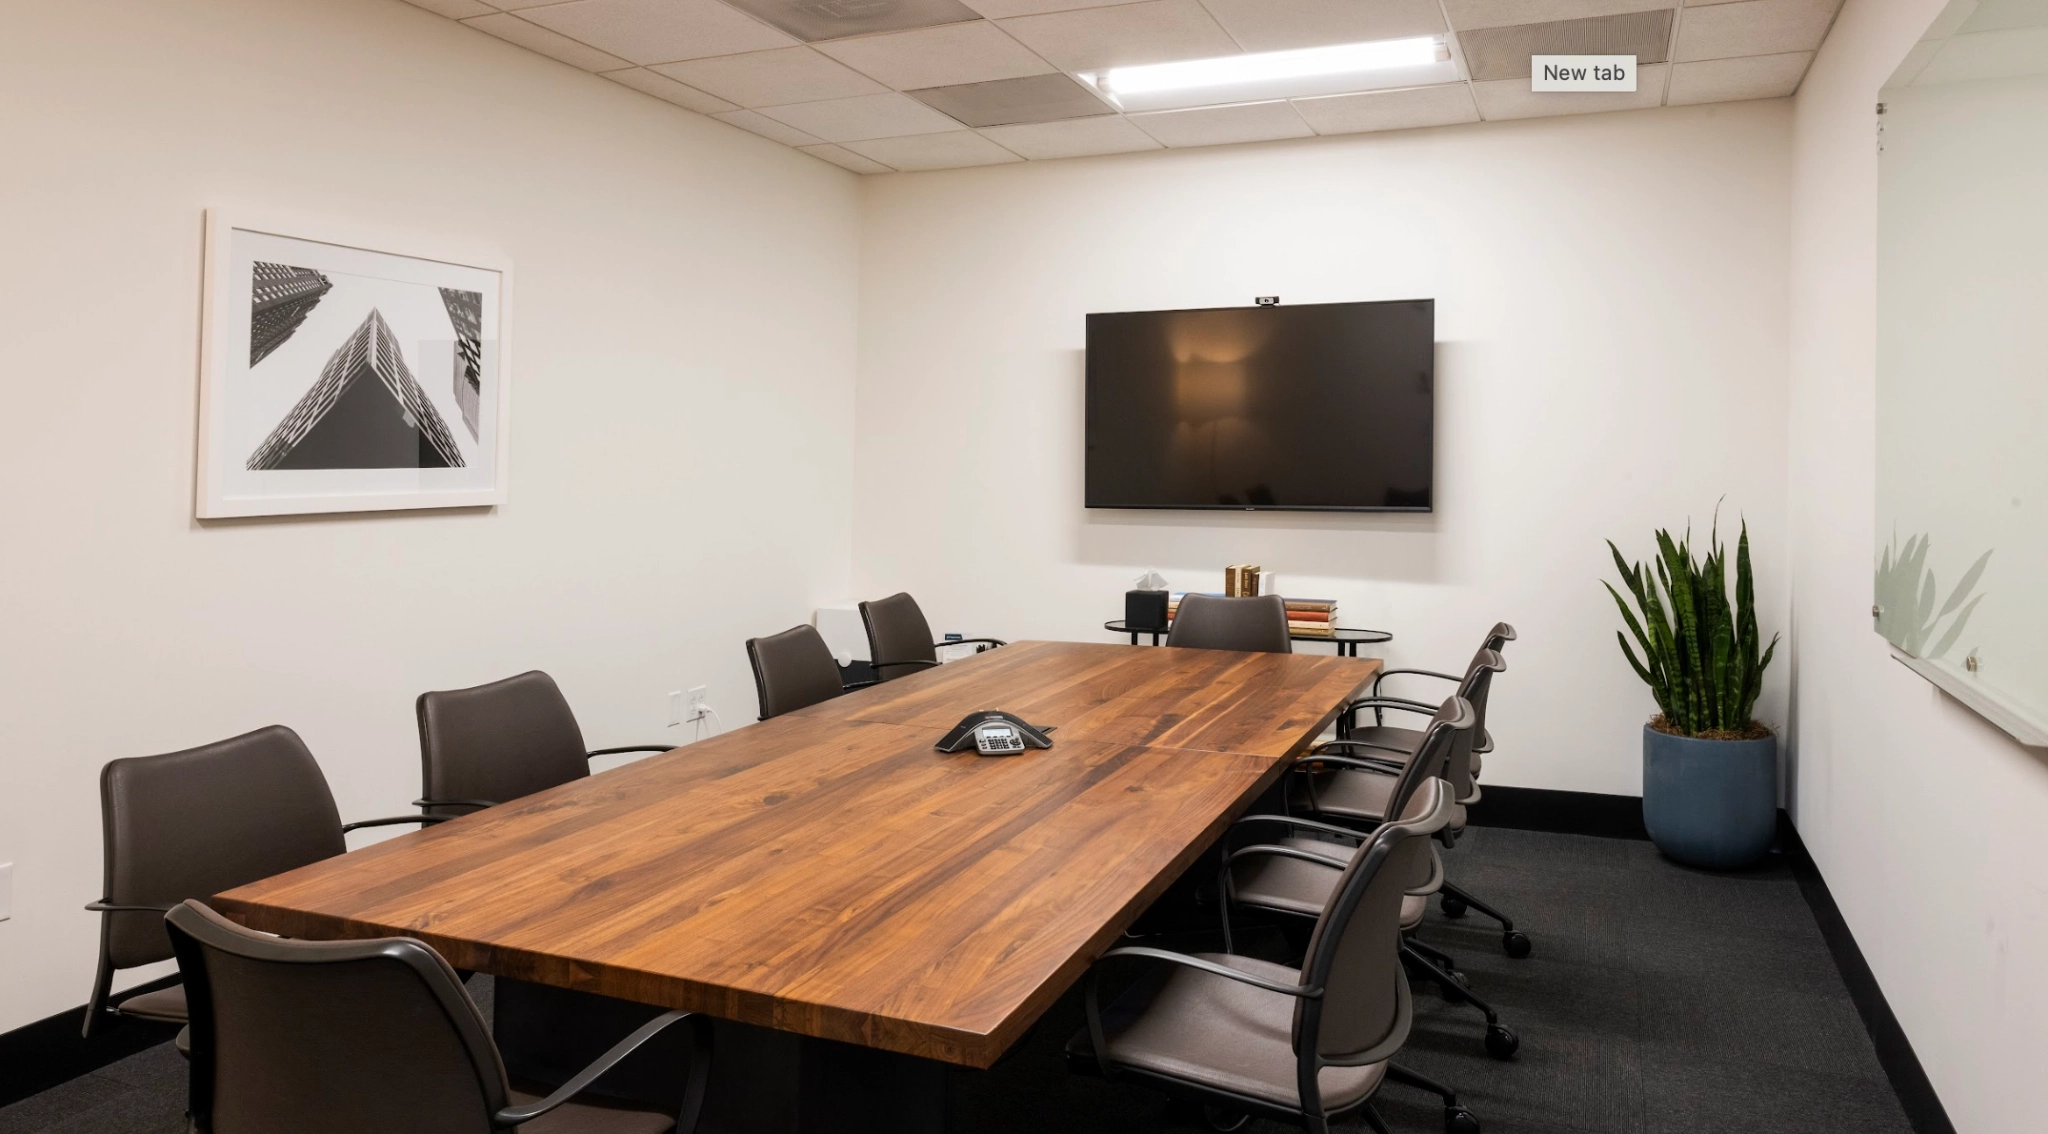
[{"x1": 1439, "y1": 882, "x2": 1533, "y2": 958}]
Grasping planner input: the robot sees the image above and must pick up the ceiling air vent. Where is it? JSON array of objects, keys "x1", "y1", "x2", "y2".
[{"x1": 720, "y1": 0, "x2": 983, "y2": 42}]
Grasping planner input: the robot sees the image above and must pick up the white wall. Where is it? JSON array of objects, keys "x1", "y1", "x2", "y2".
[
  {"x1": 1787, "y1": 1, "x2": 2048, "y2": 1129},
  {"x1": 0, "y1": 0, "x2": 859, "y2": 1032},
  {"x1": 853, "y1": 104, "x2": 1793, "y2": 797}
]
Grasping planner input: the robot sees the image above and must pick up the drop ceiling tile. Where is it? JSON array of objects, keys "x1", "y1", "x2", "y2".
[
  {"x1": 846, "y1": 131, "x2": 1025, "y2": 169},
  {"x1": 799, "y1": 143, "x2": 897, "y2": 173},
  {"x1": 1128, "y1": 100, "x2": 1316, "y2": 147},
  {"x1": 1292, "y1": 83, "x2": 1482, "y2": 134},
  {"x1": 910, "y1": 73, "x2": 1112, "y2": 126},
  {"x1": 517, "y1": 0, "x2": 796, "y2": 65},
  {"x1": 1442, "y1": 0, "x2": 1670, "y2": 31},
  {"x1": 721, "y1": 0, "x2": 983, "y2": 41},
  {"x1": 816, "y1": 21, "x2": 1056, "y2": 90},
  {"x1": 603, "y1": 67, "x2": 743, "y2": 113},
  {"x1": 655, "y1": 47, "x2": 887, "y2": 106},
  {"x1": 1470, "y1": 61, "x2": 1667, "y2": 116},
  {"x1": 1667, "y1": 49, "x2": 1812, "y2": 102},
  {"x1": 962, "y1": 0, "x2": 1131, "y2": 17},
  {"x1": 1461, "y1": 9, "x2": 1674, "y2": 80},
  {"x1": 996, "y1": 0, "x2": 1242, "y2": 72},
  {"x1": 1201, "y1": 0, "x2": 1446, "y2": 53},
  {"x1": 461, "y1": 13, "x2": 633, "y2": 71},
  {"x1": 714, "y1": 108, "x2": 827, "y2": 145},
  {"x1": 757, "y1": 91, "x2": 968, "y2": 141},
  {"x1": 406, "y1": 0, "x2": 496, "y2": 18},
  {"x1": 978, "y1": 115, "x2": 1164, "y2": 158},
  {"x1": 1674, "y1": 0, "x2": 1842, "y2": 62}
]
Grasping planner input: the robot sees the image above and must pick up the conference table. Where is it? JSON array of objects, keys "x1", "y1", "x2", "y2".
[{"x1": 214, "y1": 640, "x2": 1381, "y2": 1133}]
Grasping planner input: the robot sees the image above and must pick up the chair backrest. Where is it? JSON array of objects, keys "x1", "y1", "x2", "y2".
[
  {"x1": 1446, "y1": 649, "x2": 1506, "y2": 796},
  {"x1": 1164, "y1": 593, "x2": 1292, "y2": 654},
  {"x1": 747, "y1": 625, "x2": 846, "y2": 720},
  {"x1": 1376, "y1": 694, "x2": 1475, "y2": 824},
  {"x1": 416, "y1": 671, "x2": 590, "y2": 816},
  {"x1": 1296, "y1": 774, "x2": 1455, "y2": 1064},
  {"x1": 167, "y1": 900, "x2": 511, "y2": 1134},
  {"x1": 859, "y1": 593, "x2": 938, "y2": 682},
  {"x1": 98, "y1": 726, "x2": 346, "y2": 971},
  {"x1": 1485, "y1": 622, "x2": 1517, "y2": 652}
]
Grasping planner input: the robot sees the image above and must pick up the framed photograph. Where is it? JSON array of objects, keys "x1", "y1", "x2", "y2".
[{"x1": 197, "y1": 210, "x2": 509, "y2": 518}]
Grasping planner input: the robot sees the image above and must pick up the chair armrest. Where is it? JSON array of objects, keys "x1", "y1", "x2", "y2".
[
  {"x1": 414, "y1": 798, "x2": 500, "y2": 813},
  {"x1": 341, "y1": 814, "x2": 450, "y2": 834},
  {"x1": 1336, "y1": 697, "x2": 1440, "y2": 719},
  {"x1": 1230, "y1": 813, "x2": 1368, "y2": 843},
  {"x1": 85, "y1": 901, "x2": 175, "y2": 914},
  {"x1": 840, "y1": 678, "x2": 878, "y2": 691},
  {"x1": 1082, "y1": 946, "x2": 1320, "y2": 1079},
  {"x1": 934, "y1": 638, "x2": 1007, "y2": 649},
  {"x1": 587, "y1": 745, "x2": 672, "y2": 758},
  {"x1": 870, "y1": 658, "x2": 941, "y2": 674},
  {"x1": 1292, "y1": 753, "x2": 1400, "y2": 776},
  {"x1": 1374, "y1": 668, "x2": 1462, "y2": 688},
  {"x1": 1222, "y1": 843, "x2": 1353, "y2": 872},
  {"x1": 493, "y1": 1011, "x2": 707, "y2": 1126},
  {"x1": 1310, "y1": 739, "x2": 1410, "y2": 760}
]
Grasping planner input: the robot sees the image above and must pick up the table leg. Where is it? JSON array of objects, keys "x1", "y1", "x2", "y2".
[{"x1": 495, "y1": 978, "x2": 948, "y2": 1134}]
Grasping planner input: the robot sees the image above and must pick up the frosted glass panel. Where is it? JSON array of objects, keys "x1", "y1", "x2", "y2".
[{"x1": 1877, "y1": 0, "x2": 2048, "y2": 746}]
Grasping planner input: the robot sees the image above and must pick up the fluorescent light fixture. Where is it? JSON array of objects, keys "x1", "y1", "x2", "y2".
[{"x1": 1095, "y1": 37, "x2": 1448, "y2": 97}]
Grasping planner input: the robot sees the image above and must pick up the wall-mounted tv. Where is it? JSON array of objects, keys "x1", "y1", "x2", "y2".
[{"x1": 1084, "y1": 300, "x2": 1435, "y2": 513}]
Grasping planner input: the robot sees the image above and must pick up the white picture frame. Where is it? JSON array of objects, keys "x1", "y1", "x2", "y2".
[{"x1": 196, "y1": 209, "x2": 511, "y2": 518}]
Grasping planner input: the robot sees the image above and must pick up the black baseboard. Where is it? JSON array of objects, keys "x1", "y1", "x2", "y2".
[
  {"x1": 1464, "y1": 784, "x2": 1650, "y2": 840},
  {"x1": 0, "y1": 981, "x2": 182, "y2": 1109},
  {"x1": 1781, "y1": 821, "x2": 1957, "y2": 1134}
]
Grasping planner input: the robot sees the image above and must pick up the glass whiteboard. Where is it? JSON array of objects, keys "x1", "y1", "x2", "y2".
[{"x1": 1876, "y1": 0, "x2": 2048, "y2": 746}]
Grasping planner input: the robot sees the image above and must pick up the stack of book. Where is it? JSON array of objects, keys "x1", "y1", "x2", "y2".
[
  {"x1": 1223, "y1": 564, "x2": 1264, "y2": 597},
  {"x1": 1164, "y1": 593, "x2": 1339, "y2": 638}
]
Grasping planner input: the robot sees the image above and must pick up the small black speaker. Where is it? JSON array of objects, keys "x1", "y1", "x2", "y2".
[{"x1": 1125, "y1": 589, "x2": 1169, "y2": 631}]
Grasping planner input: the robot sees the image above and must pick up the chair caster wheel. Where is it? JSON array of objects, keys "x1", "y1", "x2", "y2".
[
  {"x1": 1203, "y1": 1105, "x2": 1250, "y2": 1131},
  {"x1": 1441, "y1": 895, "x2": 1468, "y2": 918},
  {"x1": 1485, "y1": 1024, "x2": 1519, "y2": 1060},
  {"x1": 1439, "y1": 970, "x2": 1468, "y2": 996},
  {"x1": 1503, "y1": 931, "x2": 1532, "y2": 959},
  {"x1": 1445, "y1": 1105, "x2": 1482, "y2": 1134}
]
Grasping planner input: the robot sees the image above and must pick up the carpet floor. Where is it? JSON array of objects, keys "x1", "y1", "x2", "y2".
[{"x1": 0, "y1": 827, "x2": 1914, "y2": 1134}]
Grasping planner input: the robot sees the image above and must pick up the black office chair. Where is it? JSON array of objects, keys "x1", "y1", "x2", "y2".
[
  {"x1": 1166, "y1": 593, "x2": 1292, "y2": 653},
  {"x1": 83, "y1": 725, "x2": 446, "y2": 1041},
  {"x1": 414, "y1": 671, "x2": 671, "y2": 817},
  {"x1": 1067, "y1": 778, "x2": 1477, "y2": 1134},
  {"x1": 747, "y1": 625, "x2": 864, "y2": 720},
  {"x1": 166, "y1": 900, "x2": 711, "y2": 1134},
  {"x1": 858, "y1": 592, "x2": 1005, "y2": 682}
]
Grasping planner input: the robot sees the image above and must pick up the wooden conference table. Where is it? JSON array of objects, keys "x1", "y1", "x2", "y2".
[{"x1": 214, "y1": 640, "x2": 1381, "y2": 1132}]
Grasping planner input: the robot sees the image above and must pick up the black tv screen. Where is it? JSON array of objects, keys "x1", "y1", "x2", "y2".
[{"x1": 1085, "y1": 300, "x2": 1434, "y2": 512}]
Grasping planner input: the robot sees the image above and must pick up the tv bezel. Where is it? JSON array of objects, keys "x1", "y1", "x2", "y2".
[{"x1": 1083, "y1": 298, "x2": 1436, "y2": 514}]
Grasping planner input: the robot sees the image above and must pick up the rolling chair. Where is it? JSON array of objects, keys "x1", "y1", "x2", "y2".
[
  {"x1": 166, "y1": 900, "x2": 711, "y2": 1134},
  {"x1": 1226, "y1": 695, "x2": 1519, "y2": 1060},
  {"x1": 746, "y1": 625, "x2": 866, "y2": 720},
  {"x1": 1066, "y1": 778, "x2": 1478, "y2": 1134},
  {"x1": 1166, "y1": 593, "x2": 1292, "y2": 653},
  {"x1": 414, "y1": 671, "x2": 671, "y2": 818},
  {"x1": 83, "y1": 725, "x2": 447, "y2": 1041},
  {"x1": 858, "y1": 592, "x2": 1005, "y2": 682}
]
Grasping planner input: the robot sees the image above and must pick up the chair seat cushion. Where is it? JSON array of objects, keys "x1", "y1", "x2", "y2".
[
  {"x1": 1288, "y1": 766, "x2": 1397, "y2": 823},
  {"x1": 507, "y1": 1088, "x2": 675, "y2": 1134},
  {"x1": 115, "y1": 984, "x2": 188, "y2": 1023},
  {"x1": 1067, "y1": 953, "x2": 1386, "y2": 1114},
  {"x1": 1232, "y1": 839, "x2": 1433, "y2": 929}
]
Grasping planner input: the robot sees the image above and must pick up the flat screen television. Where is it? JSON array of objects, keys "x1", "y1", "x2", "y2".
[{"x1": 1085, "y1": 300, "x2": 1435, "y2": 512}]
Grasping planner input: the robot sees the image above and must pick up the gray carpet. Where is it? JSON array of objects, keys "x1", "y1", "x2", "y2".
[{"x1": 0, "y1": 828, "x2": 1914, "y2": 1134}]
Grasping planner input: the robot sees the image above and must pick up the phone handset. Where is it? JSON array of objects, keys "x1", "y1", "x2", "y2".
[{"x1": 935, "y1": 710, "x2": 1055, "y2": 756}]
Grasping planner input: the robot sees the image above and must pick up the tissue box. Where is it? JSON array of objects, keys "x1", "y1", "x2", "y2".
[{"x1": 1126, "y1": 589, "x2": 1169, "y2": 631}]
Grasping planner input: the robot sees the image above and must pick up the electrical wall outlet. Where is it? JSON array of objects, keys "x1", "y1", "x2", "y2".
[
  {"x1": 0, "y1": 862, "x2": 13, "y2": 922},
  {"x1": 668, "y1": 691, "x2": 685, "y2": 728},
  {"x1": 687, "y1": 686, "x2": 709, "y2": 721}
]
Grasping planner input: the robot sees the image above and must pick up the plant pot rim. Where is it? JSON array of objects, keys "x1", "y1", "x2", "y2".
[{"x1": 1642, "y1": 722, "x2": 1776, "y2": 742}]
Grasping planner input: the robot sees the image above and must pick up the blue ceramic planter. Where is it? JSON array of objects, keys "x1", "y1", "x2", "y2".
[{"x1": 1641, "y1": 725, "x2": 1778, "y2": 870}]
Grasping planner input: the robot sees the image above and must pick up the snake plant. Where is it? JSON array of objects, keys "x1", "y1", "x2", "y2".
[{"x1": 1605, "y1": 518, "x2": 1778, "y2": 737}]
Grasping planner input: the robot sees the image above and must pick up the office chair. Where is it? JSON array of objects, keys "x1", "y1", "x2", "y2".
[
  {"x1": 1166, "y1": 593, "x2": 1292, "y2": 653},
  {"x1": 414, "y1": 671, "x2": 671, "y2": 817},
  {"x1": 1335, "y1": 627, "x2": 1529, "y2": 958},
  {"x1": 1225, "y1": 695, "x2": 1519, "y2": 1060},
  {"x1": 858, "y1": 592, "x2": 1005, "y2": 682},
  {"x1": 746, "y1": 625, "x2": 863, "y2": 720},
  {"x1": 83, "y1": 725, "x2": 446, "y2": 1040},
  {"x1": 166, "y1": 900, "x2": 711, "y2": 1134},
  {"x1": 1066, "y1": 779, "x2": 1478, "y2": 1134}
]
